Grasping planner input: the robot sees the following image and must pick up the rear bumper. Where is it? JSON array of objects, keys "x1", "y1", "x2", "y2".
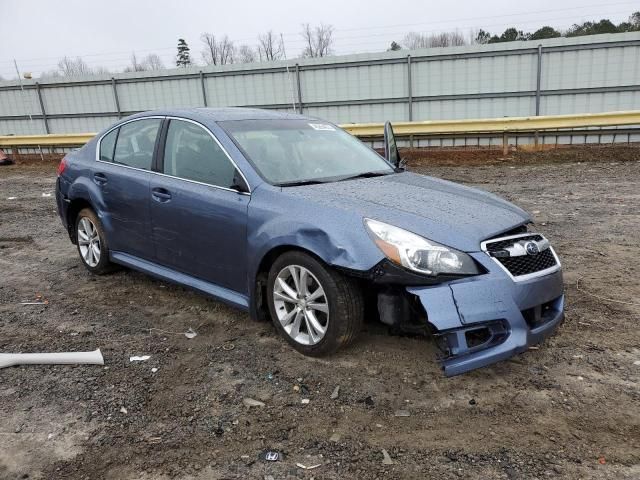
[{"x1": 407, "y1": 251, "x2": 565, "y2": 376}]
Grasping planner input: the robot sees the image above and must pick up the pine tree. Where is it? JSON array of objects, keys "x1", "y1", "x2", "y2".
[{"x1": 176, "y1": 39, "x2": 191, "y2": 67}]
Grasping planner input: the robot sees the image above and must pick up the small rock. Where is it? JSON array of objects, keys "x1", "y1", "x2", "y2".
[
  {"x1": 243, "y1": 398, "x2": 265, "y2": 408},
  {"x1": 382, "y1": 449, "x2": 394, "y2": 465},
  {"x1": 120, "y1": 406, "x2": 128, "y2": 414},
  {"x1": 330, "y1": 386, "x2": 340, "y2": 400}
]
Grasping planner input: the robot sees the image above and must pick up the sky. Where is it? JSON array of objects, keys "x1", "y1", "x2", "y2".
[{"x1": 0, "y1": 0, "x2": 636, "y2": 78}]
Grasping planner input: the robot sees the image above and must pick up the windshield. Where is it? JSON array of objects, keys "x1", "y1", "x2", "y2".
[{"x1": 220, "y1": 119, "x2": 394, "y2": 185}]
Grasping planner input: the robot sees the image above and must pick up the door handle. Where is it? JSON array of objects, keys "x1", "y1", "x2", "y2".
[
  {"x1": 151, "y1": 187, "x2": 172, "y2": 202},
  {"x1": 93, "y1": 172, "x2": 107, "y2": 185}
]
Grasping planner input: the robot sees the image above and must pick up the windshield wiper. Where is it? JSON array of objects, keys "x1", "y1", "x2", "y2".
[
  {"x1": 336, "y1": 171, "x2": 393, "y2": 182},
  {"x1": 276, "y1": 179, "x2": 329, "y2": 187}
]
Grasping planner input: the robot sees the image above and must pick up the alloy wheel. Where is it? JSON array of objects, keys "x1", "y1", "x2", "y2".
[
  {"x1": 273, "y1": 265, "x2": 329, "y2": 345},
  {"x1": 77, "y1": 217, "x2": 101, "y2": 267}
]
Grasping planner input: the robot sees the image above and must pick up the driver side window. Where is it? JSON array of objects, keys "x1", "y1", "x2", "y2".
[{"x1": 163, "y1": 119, "x2": 236, "y2": 188}]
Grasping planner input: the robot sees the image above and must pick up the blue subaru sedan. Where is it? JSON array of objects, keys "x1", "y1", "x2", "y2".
[{"x1": 55, "y1": 108, "x2": 564, "y2": 376}]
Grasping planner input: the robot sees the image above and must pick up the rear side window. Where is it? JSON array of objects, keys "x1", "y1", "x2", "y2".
[
  {"x1": 113, "y1": 119, "x2": 162, "y2": 170},
  {"x1": 163, "y1": 119, "x2": 236, "y2": 188},
  {"x1": 99, "y1": 128, "x2": 118, "y2": 162}
]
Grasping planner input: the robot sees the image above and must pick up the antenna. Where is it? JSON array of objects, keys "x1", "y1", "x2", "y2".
[
  {"x1": 280, "y1": 33, "x2": 297, "y2": 114},
  {"x1": 14, "y1": 59, "x2": 44, "y2": 161}
]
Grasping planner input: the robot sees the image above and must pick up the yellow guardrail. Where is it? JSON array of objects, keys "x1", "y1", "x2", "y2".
[
  {"x1": 0, "y1": 133, "x2": 96, "y2": 147},
  {"x1": 1, "y1": 111, "x2": 640, "y2": 147},
  {"x1": 341, "y1": 110, "x2": 640, "y2": 136}
]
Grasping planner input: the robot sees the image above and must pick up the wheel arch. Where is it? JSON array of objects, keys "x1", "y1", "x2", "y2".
[
  {"x1": 66, "y1": 198, "x2": 96, "y2": 244},
  {"x1": 250, "y1": 244, "x2": 333, "y2": 322}
]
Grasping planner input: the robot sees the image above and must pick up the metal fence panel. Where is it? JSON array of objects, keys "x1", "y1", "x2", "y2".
[
  {"x1": 117, "y1": 78, "x2": 203, "y2": 111},
  {"x1": 205, "y1": 71, "x2": 292, "y2": 107},
  {"x1": 1, "y1": 32, "x2": 639, "y2": 136},
  {"x1": 42, "y1": 84, "x2": 114, "y2": 114}
]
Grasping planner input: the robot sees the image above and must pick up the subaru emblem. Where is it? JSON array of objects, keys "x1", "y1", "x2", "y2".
[{"x1": 525, "y1": 241, "x2": 539, "y2": 255}]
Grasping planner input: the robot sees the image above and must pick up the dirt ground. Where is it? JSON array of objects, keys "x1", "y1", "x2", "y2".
[{"x1": 1, "y1": 147, "x2": 639, "y2": 480}]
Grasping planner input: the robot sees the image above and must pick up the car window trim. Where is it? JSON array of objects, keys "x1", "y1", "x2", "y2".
[
  {"x1": 95, "y1": 115, "x2": 251, "y2": 196},
  {"x1": 161, "y1": 116, "x2": 251, "y2": 193}
]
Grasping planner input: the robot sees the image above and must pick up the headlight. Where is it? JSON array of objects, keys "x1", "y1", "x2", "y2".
[{"x1": 364, "y1": 218, "x2": 480, "y2": 276}]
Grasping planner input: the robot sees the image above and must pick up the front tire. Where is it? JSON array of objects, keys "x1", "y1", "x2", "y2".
[
  {"x1": 266, "y1": 251, "x2": 363, "y2": 356},
  {"x1": 75, "y1": 208, "x2": 113, "y2": 275}
]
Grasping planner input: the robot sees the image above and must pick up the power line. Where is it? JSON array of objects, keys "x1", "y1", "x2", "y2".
[{"x1": 0, "y1": 1, "x2": 635, "y2": 66}]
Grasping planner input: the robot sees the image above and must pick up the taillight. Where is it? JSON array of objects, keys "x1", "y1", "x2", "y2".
[{"x1": 57, "y1": 157, "x2": 67, "y2": 177}]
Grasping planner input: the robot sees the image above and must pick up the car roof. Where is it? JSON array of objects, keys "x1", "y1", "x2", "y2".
[{"x1": 128, "y1": 107, "x2": 313, "y2": 124}]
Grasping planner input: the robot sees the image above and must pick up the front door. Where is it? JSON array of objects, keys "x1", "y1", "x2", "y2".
[
  {"x1": 94, "y1": 117, "x2": 162, "y2": 260},
  {"x1": 149, "y1": 118, "x2": 250, "y2": 294}
]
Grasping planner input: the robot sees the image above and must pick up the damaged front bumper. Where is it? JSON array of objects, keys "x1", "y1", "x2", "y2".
[{"x1": 407, "y1": 251, "x2": 564, "y2": 376}]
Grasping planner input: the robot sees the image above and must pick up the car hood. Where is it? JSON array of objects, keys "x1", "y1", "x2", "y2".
[{"x1": 283, "y1": 172, "x2": 531, "y2": 252}]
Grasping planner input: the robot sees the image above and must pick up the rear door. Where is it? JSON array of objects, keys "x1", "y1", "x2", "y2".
[
  {"x1": 149, "y1": 118, "x2": 250, "y2": 293},
  {"x1": 95, "y1": 117, "x2": 162, "y2": 259}
]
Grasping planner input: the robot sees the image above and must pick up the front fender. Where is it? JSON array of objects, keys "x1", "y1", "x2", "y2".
[{"x1": 248, "y1": 216, "x2": 383, "y2": 282}]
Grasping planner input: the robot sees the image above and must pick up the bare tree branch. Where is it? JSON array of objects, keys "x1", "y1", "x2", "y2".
[
  {"x1": 257, "y1": 31, "x2": 284, "y2": 61},
  {"x1": 236, "y1": 45, "x2": 257, "y2": 63},
  {"x1": 56, "y1": 56, "x2": 93, "y2": 76},
  {"x1": 201, "y1": 33, "x2": 235, "y2": 65},
  {"x1": 402, "y1": 31, "x2": 467, "y2": 49},
  {"x1": 300, "y1": 23, "x2": 334, "y2": 58}
]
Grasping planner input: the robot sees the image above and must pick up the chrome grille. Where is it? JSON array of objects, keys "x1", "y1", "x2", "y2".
[{"x1": 481, "y1": 233, "x2": 560, "y2": 280}]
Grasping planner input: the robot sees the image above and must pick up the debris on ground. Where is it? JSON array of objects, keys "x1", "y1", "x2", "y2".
[
  {"x1": 243, "y1": 398, "x2": 265, "y2": 408},
  {"x1": 184, "y1": 328, "x2": 197, "y2": 339},
  {"x1": 301, "y1": 398, "x2": 310, "y2": 404},
  {"x1": 394, "y1": 410, "x2": 411, "y2": 417},
  {"x1": 0, "y1": 349, "x2": 104, "y2": 369},
  {"x1": 329, "y1": 433, "x2": 341, "y2": 442},
  {"x1": 296, "y1": 463, "x2": 321, "y2": 470},
  {"x1": 330, "y1": 385, "x2": 340, "y2": 399},
  {"x1": 120, "y1": 406, "x2": 128, "y2": 414},
  {"x1": 129, "y1": 355, "x2": 151, "y2": 362},
  {"x1": 382, "y1": 449, "x2": 394, "y2": 465},
  {"x1": 260, "y1": 451, "x2": 281, "y2": 462}
]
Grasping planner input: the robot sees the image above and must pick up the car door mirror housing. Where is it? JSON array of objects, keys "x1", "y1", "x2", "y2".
[{"x1": 383, "y1": 121, "x2": 402, "y2": 169}]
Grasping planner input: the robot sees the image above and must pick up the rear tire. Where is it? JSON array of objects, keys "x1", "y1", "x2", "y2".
[
  {"x1": 266, "y1": 251, "x2": 363, "y2": 356},
  {"x1": 75, "y1": 208, "x2": 113, "y2": 275}
]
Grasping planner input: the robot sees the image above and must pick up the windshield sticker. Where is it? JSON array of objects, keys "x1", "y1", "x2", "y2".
[{"x1": 308, "y1": 123, "x2": 336, "y2": 131}]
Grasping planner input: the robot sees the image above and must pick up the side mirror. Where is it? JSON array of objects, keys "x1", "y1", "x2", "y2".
[{"x1": 383, "y1": 121, "x2": 402, "y2": 169}]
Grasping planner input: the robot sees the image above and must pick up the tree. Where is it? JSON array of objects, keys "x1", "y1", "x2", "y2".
[
  {"x1": 57, "y1": 56, "x2": 93, "y2": 76},
  {"x1": 618, "y1": 12, "x2": 640, "y2": 32},
  {"x1": 530, "y1": 26, "x2": 561, "y2": 40},
  {"x1": 201, "y1": 33, "x2": 235, "y2": 65},
  {"x1": 176, "y1": 38, "x2": 191, "y2": 67},
  {"x1": 125, "y1": 53, "x2": 165, "y2": 72},
  {"x1": 403, "y1": 31, "x2": 467, "y2": 49},
  {"x1": 236, "y1": 45, "x2": 257, "y2": 63},
  {"x1": 143, "y1": 54, "x2": 164, "y2": 70},
  {"x1": 387, "y1": 41, "x2": 402, "y2": 51},
  {"x1": 257, "y1": 31, "x2": 284, "y2": 61},
  {"x1": 488, "y1": 27, "x2": 529, "y2": 43},
  {"x1": 125, "y1": 53, "x2": 146, "y2": 72},
  {"x1": 474, "y1": 29, "x2": 492, "y2": 44},
  {"x1": 566, "y1": 19, "x2": 618, "y2": 37},
  {"x1": 301, "y1": 23, "x2": 334, "y2": 57}
]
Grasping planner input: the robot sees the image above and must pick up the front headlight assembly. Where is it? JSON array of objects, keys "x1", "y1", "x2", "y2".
[{"x1": 364, "y1": 218, "x2": 480, "y2": 276}]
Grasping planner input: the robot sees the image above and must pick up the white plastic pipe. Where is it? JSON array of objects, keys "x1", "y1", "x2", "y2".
[{"x1": 0, "y1": 349, "x2": 104, "y2": 369}]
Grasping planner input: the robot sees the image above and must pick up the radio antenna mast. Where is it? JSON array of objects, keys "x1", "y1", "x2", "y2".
[{"x1": 280, "y1": 33, "x2": 297, "y2": 113}]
